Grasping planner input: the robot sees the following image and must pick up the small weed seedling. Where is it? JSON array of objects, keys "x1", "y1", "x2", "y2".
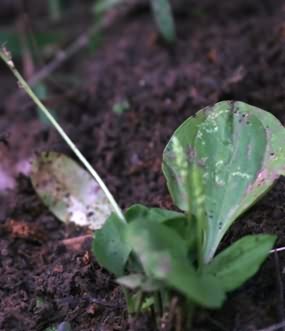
[
  {"x1": 95, "y1": 0, "x2": 176, "y2": 43},
  {"x1": 2, "y1": 49, "x2": 285, "y2": 330},
  {"x1": 45, "y1": 321, "x2": 71, "y2": 331}
]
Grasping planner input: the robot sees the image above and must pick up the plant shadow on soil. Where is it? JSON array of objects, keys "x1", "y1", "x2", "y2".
[{"x1": 1, "y1": 0, "x2": 285, "y2": 330}]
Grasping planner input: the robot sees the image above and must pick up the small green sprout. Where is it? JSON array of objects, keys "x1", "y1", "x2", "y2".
[
  {"x1": 1, "y1": 50, "x2": 285, "y2": 329},
  {"x1": 150, "y1": 0, "x2": 176, "y2": 43},
  {"x1": 35, "y1": 296, "x2": 45, "y2": 308},
  {"x1": 112, "y1": 99, "x2": 130, "y2": 115},
  {"x1": 45, "y1": 327, "x2": 57, "y2": 331},
  {"x1": 48, "y1": 0, "x2": 62, "y2": 21}
]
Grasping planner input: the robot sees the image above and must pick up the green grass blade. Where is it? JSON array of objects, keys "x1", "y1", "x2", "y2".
[{"x1": 150, "y1": 0, "x2": 176, "y2": 43}]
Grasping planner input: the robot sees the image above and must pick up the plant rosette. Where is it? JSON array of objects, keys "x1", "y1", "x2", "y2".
[{"x1": 28, "y1": 101, "x2": 285, "y2": 328}]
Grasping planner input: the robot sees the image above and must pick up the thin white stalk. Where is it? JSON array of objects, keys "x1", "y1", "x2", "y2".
[
  {"x1": 0, "y1": 47, "x2": 126, "y2": 223},
  {"x1": 270, "y1": 246, "x2": 285, "y2": 254}
]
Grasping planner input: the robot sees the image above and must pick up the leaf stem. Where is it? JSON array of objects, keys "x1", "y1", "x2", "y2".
[
  {"x1": 0, "y1": 47, "x2": 126, "y2": 223},
  {"x1": 154, "y1": 291, "x2": 163, "y2": 327},
  {"x1": 185, "y1": 299, "x2": 195, "y2": 330}
]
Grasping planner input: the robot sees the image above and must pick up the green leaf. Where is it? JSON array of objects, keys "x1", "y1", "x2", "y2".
[
  {"x1": 163, "y1": 101, "x2": 285, "y2": 263},
  {"x1": 125, "y1": 204, "x2": 185, "y2": 223},
  {"x1": 45, "y1": 327, "x2": 56, "y2": 331},
  {"x1": 205, "y1": 234, "x2": 276, "y2": 291},
  {"x1": 150, "y1": 0, "x2": 176, "y2": 43},
  {"x1": 35, "y1": 296, "x2": 45, "y2": 308},
  {"x1": 0, "y1": 30, "x2": 62, "y2": 57},
  {"x1": 94, "y1": 0, "x2": 125, "y2": 15},
  {"x1": 141, "y1": 297, "x2": 155, "y2": 311},
  {"x1": 162, "y1": 109, "x2": 208, "y2": 212},
  {"x1": 117, "y1": 273, "x2": 161, "y2": 292},
  {"x1": 127, "y1": 219, "x2": 225, "y2": 308},
  {"x1": 31, "y1": 152, "x2": 115, "y2": 230},
  {"x1": 112, "y1": 99, "x2": 130, "y2": 115},
  {"x1": 48, "y1": 0, "x2": 62, "y2": 21},
  {"x1": 92, "y1": 213, "x2": 130, "y2": 276},
  {"x1": 125, "y1": 204, "x2": 188, "y2": 240},
  {"x1": 236, "y1": 102, "x2": 285, "y2": 176}
]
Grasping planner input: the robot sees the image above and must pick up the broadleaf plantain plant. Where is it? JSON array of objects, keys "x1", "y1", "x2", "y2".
[
  {"x1": 32, "y1": 101, "x2": 285, "y2": 327},
  {"x1": 92, "y1": 101, "x2": 285, "y2": 327},
  {"x1": 26, "y1": 101, "x2": 285, "y2": 327},
  {"x1": 1, "y1": 49, "x2": 285, "y2": 329}
]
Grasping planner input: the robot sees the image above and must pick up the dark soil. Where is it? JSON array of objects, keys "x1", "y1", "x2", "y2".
[{"x1": 1, "y1": 0, "x2": 285, "y2": 330}]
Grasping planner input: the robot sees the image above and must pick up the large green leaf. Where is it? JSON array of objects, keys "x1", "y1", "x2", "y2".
[
  {"x1": 150, "y1": 0, "x2": 176, "y2": 43},
  {"x1": 205, "y1": 234, "x2": 276, "y2": 291},
  {"x1": 127, "y1": 219, "x2": 225, "y2": 308},
  {"x1": 31, "y1": 152, "x2": 115, "y2": 230},
  {"x1": 92, "y1": 213, "x2": 130, "y2": 276},
  {"x1": 163, "y1": 101, "x2": 285, "y2": 263}
]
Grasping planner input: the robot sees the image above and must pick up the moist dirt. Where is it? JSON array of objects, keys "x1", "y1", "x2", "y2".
[{"x1": 1, "y1": 0, "x2": 285, "y2": 330}]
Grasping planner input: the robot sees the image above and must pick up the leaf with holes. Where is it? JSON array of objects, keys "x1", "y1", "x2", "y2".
[
  {"x1": 31, "y1": 152, "x2": 115, "y2": 230},
  {"x1": 163, "y1": 101, "x2": 285, "y2": 263}
]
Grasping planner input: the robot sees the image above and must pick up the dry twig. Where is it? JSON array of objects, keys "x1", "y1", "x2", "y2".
[{"x1": 61, "y1": 234, "x2": 93, "y2": 250}]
